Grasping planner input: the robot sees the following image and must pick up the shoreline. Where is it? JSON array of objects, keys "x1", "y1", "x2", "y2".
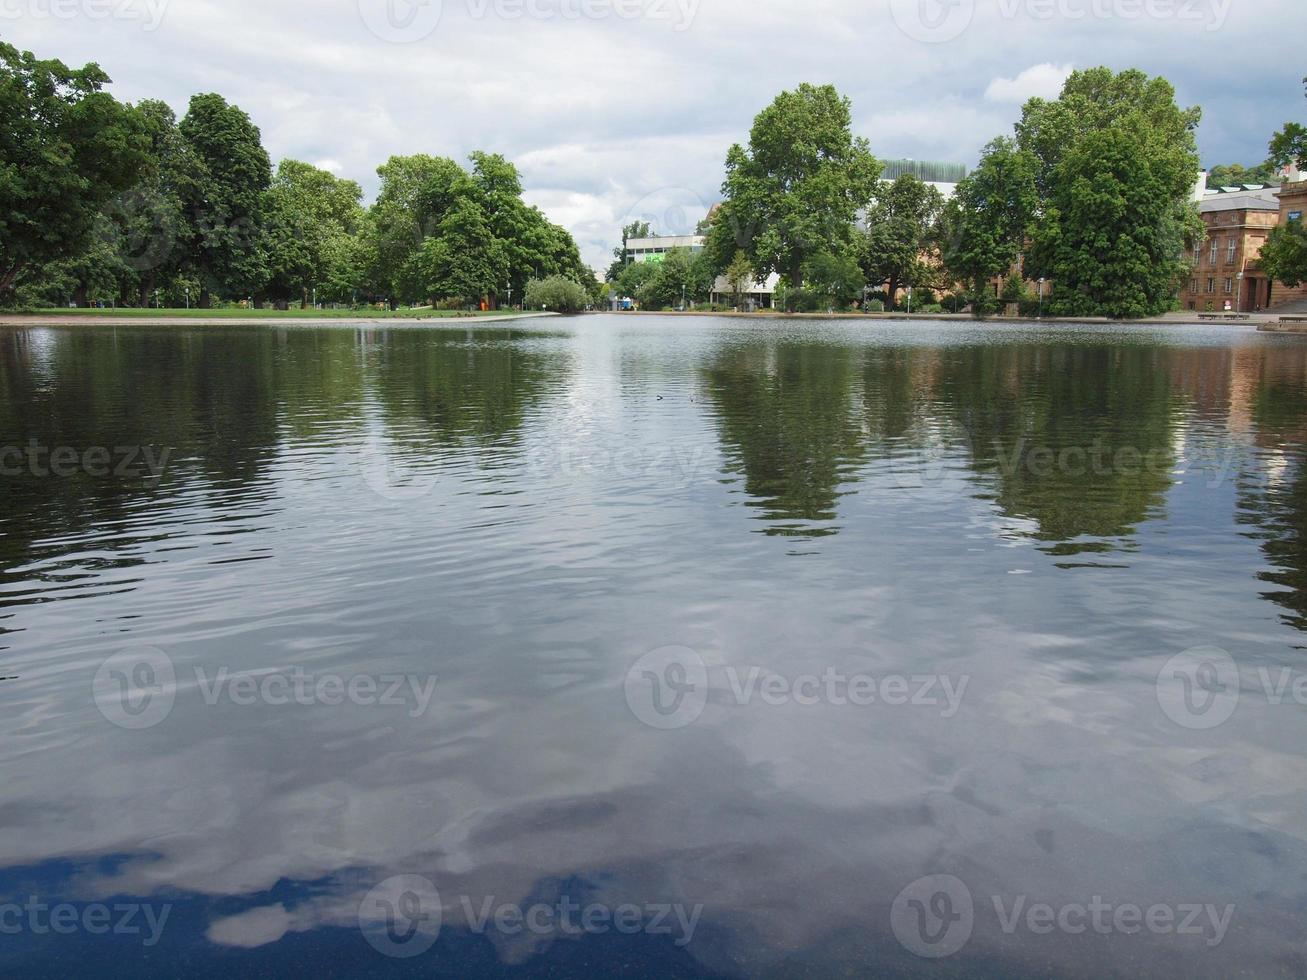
[
  {"x1": 0, "y1": 311, "x2": 561, "y2": 327},
  {"x1": 0, "y1": 309, "x2": 1296, "y2": 329}
]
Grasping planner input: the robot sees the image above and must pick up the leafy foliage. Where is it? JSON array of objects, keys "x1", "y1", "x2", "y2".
[
  {"x1": 719, "y1": 84, "x2": 880, "y2": 289},
  {"x1": 1019, "y1": 68, "x2": 1204, "y2": 319},
  {"x1": 0, "y1": 43, "x2": 151, "y2": 297},
  {"x1": 525, "y1": 275, "x2": 589, "y2": 313}
]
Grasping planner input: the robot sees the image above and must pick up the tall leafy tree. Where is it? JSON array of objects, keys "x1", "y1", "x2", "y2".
[
  {"x1": 0, "y1": 43, "x2": 150, "y2": 298},
  {"x1": 178, "y1": 93, "x2": 272, "y2": 305},
  {"x1": 1268, "y1": 75, "x2": 1307, "y2": 173},
  {"x1": 1018, "y1": 68, "x2": 1203, "y2": 318},
  {"x1": 418, "y1": 194, "x2": 509, "y2": 304},
  {"x1": 720, "y1": 84, "x2": 881, "y2": 289},
  {"x1": 861, "y1": 174, "x2": 945, "y2": 309},
  {"x1": 940, "y1": 138, "x2": 1039, "y2": 316},
  {"x1": 263, "y1": 160, "x2": 364, "y2": 306}
]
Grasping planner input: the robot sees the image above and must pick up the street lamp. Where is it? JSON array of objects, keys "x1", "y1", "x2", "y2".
[
  {"x1": 1237, "y1": 268, "x2": 1245, "y2": 313},
  {"x1": 185, "y1": 287, "x2": 190, "y2": 311},
  {"x1": 1038, "y1": 278, "x2": 1045, "y2": 318},
  {"x1": 907, "y1": 286, "x2": 913, "y2": 315}
]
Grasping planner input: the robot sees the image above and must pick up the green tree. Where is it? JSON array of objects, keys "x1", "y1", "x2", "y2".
[
  {"x1": 1269, "y1": 75, "x2": 1307, "y2": 172},
  {"x1": 363, "y1": 154, "x2": 468, "y2": 306},
  {"x1": 177, "y1": 93, "x2": 272, "y2": 305},
  {"x1": 1207, "y1": 163, "x2": 1280, "y2": 188},
  {"x1": 1018, "y1": 68, "x2": 1203, "y2": 318},
  {"x1": 940, "y1": 138, "x2": 1039, "y2": 317},
  {"x1": 263, "y1": 160, "x2": 364, "y2": 307},
  {"x1": 525, "y1": 275, "x2": 588, "y2": 312},
  {"x1": 723, "y1": 250, "x2": 757, "y2": 308},
  {"x1": 720, "y1": 83, "x2": 881, "y2": 289},
  {"x1": 804, "y1": 251, "x2": 864, "y2": 308},
  {"x1": 0, "y1": 43, "x2": 150, "y2": 299},
  {"x1": 418, "y1": 194, "x2": 509, "y2": 305},
  {"x1": 861, "y1": 174, "x2": 944, "y2": 309},
  {"x1": 634, "y1": 247, "x2": 712, "y2": 309},
  {"x1": 1261, "y1": 219, "x2": 1307, "y2": 288}
]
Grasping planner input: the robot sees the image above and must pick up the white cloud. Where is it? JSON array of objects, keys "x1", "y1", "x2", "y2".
[{"x1": 984, "y1": 63, "x2": 1075, "y2": 105}]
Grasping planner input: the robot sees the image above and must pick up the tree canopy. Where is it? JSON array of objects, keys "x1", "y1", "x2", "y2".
[
  {"x1": 719, "y1": 84, "x2": 881, "y2": 289},
  {"x1": 0, "y1": 43, "x2": 150, "y2": 296}
]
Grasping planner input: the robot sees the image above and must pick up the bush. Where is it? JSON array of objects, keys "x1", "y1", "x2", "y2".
[
  {"x1": 918, "y1": 303, "x2": 944, "y2": 314},
  {"x1": 939, "y1": 293, "x2": 966, "y2": 313},
  {"x1": 865, "y1": 299, "x2": 885, "y2": 312},
  {"x1": 781, "y1": 288, "x2": 822, "y2": 313},
  {"x1": 1018, "y1": 296, "x2": 1044, "y2": 317},
  {"x1": 525, "y1": 275, "x2": 589, "y2": 313}
]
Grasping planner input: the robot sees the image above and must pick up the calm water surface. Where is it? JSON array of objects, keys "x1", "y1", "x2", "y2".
[{"x1": 2, "y1": 315, "x2": 1307, "y2": 977}]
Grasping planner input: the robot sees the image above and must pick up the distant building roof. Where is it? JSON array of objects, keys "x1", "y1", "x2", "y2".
[{"x1": 1199, "y1": 187, "x2": 1281, "y2": 213}]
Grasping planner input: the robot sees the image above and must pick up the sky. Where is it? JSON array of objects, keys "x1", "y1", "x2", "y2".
[{"x1": 5, "y1": 0, "x2": 1305, "y2": 270}]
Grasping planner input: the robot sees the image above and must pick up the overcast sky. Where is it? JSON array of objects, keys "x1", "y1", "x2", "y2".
[{"x1": 6, "y1": 0, "x2": 1305, "y2": 269}]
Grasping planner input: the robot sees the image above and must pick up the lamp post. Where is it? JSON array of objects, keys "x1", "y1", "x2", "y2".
[
  {"x1": 1038, "y1": 278, "x2": 1045, "y2": 319},
  {"x1": 185, "y1": 287, "x2": 190, "y2": 311},
  {"x1": 907, "y1": 286, "x2": 913, "y2": 315}
]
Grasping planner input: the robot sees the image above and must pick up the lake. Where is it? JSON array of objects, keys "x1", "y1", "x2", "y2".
[{"x1": 1, "y1": 315, "x2": 1306, "y2": 978}]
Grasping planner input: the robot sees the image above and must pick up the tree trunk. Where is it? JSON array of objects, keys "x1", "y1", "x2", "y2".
[
  {"x1": 199, "y1": 288, "x2": 212, "y2": 310},
  {"x1": 790, "y1": 255, "x2": 804, "y2": 291}
]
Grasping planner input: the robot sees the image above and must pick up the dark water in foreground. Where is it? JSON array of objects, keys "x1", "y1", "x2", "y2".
[{"x1": 2, "y1": 315, "x2": 1307, "y2": 978}]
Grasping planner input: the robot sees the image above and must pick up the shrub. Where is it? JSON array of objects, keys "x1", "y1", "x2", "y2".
[
  {"x1": 525, "y1": 275, "x2": 589, "y2": 313},
  {"x1": 865, "y1": 299, "x2": 885, "y2": 312},
  {"x1": 939, "y1": 293, "x2": 966, "y2": 313}
]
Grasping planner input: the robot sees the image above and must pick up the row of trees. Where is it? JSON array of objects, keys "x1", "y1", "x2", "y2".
[
  {"x1": 613, "y1": 70, "x2": 1300, "y2": 319},
  {"x1": 675, "y1": 71, "x2": 1209, "y2": 319},
  {"x1": 0, "y1": 42, "x2": 595, "y2": 310}
]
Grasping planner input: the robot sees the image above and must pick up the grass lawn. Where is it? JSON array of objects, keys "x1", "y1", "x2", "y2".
[{"x1": 8, "y1": 307, "x2": 530, "y2": 319}]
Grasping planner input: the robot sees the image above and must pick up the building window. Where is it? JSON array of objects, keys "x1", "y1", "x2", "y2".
[
  {"x1": 1207, "y1": 278, "x2": 1215, "y2": 293},
  {"x1": 1224, "y1": 278, "x2": 1233, "y2": 295},
  {"x1": 1227, "y1": 239, "x2": 1237, "y2": 263},
  {"x1": 1193, "y1": 242, "x2": 1202, "y2": 263},
  {"x1": 1209, "y1": 240, "x2": 1219, "y2": 265}
]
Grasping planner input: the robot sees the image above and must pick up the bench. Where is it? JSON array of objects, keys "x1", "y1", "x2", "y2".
[{"x1": 1281, "y1": 315, "x2": 1307, "y2": 324}]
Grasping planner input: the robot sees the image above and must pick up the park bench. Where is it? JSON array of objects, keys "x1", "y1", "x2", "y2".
[{"x1": 1280, "y1": 315, "x2": 1307, "y2": 325}]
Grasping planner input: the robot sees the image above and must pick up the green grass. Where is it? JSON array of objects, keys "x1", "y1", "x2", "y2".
[{"x1": 4, "y1": 306, "x2": 535, "y2": 319}]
